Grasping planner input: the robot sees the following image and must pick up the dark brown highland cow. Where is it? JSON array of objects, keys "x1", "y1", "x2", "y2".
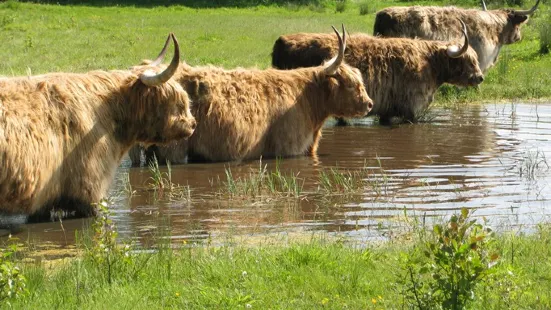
[{"x1": 272, "y1": 21, "x2": 484, "y2": 124}]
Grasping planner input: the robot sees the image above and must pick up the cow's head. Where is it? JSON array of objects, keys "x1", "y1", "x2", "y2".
[
  {"x1": 444, "y1": 20, "x2": 485, "y2": 87},
  {"x1": 128, "y1": 33, "x2": 196, "y2": 145},
  {"x1": 321, "y1": 25, "x2": 373, "y2": 118},
  {"x1": 482, "y1": 0, "x2": 540, "y2": 44}
]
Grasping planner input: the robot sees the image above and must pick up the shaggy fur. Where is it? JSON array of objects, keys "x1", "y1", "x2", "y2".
[
  {"x1": 271, "y1": 32, "x2": 484, "y2": 124},
  {"x1": 130, "y1": 44, "x2": 373, "y2": 165},
  {"x1": 0, "y1": 63, "x2": 195, "y2": 220},
  {"x1": 373, "y1": 3, "x2": 537, "y2": 73}
]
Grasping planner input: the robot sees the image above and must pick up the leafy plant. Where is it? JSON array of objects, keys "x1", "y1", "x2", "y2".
[
  {"x1": 83, "y1": 199, "x2": 149, "y2": 285},
  {"x1": 400, "y1": 208, "x2": 499, "y2": 309},
  {"x1": 0, "y1": 236, "x2": 27, "y2": 304}
]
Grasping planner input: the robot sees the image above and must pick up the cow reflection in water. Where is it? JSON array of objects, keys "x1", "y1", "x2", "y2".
[{"x1": 122, "y1": 106, "x2": 497, "y2": 240}]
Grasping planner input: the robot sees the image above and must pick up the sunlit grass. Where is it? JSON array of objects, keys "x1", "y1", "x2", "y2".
[
  {"x1": 6, "y1": 212, "x2": 551, "y2": 309},
  {"x1": 0, "y1": 1, "x2": 549, "y2": 102}
]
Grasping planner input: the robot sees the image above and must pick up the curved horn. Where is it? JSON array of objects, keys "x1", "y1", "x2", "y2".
[
  {"x1": 515, "y1": 0, "x2": 540, "y2": 16},
  {"x1": 149, "y1": 33, "x2": 172, "y2": 67},
  {"x1": 140, "y1": 33, "x2": 180, "y2": 87},
  {"x1": 324, "y1": 24, "x2": 346, "y2": 75},
  {"x1": 447, "y1": 20, "x2": 469, "y2": 58},
  {"x1": 480, "y1": 0, "x2": 487, "y2": 11}
]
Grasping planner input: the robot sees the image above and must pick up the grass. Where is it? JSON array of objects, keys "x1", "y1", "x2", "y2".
[
  {"x1": 0, "y1": 0, "x2": 549, "y2": 103},
  {"x1": 4, "y1": 210, "x2": 551, "y2": 309},
  {"x1": 217, "y1": 158, "x2": 305, "y2": 200}
]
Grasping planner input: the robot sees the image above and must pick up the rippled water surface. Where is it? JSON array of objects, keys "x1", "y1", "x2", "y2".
[{"x1": 5, "y1": 102, "x2": 551, "y2": 250}]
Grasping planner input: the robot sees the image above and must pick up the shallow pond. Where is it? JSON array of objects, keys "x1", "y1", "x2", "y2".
[{"x1": 4, "y1": 102, "x2": 551, "y2": 251}]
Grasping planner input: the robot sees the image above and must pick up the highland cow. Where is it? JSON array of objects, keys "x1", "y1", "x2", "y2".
[
  {"x1": 131, "y1": 25, "x2": 372, "y2": 166},
  {"x1": 373, "y1": 0, "x2": 541, "y2": 73},
  {"x1": 271, "y1": 21, "x2": 484, "y2": 124},
  {"x1": 0, "y1": 33, "x2": 196, "y2": 221}
]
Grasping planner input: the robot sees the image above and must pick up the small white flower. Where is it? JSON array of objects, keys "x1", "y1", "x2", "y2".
[
  {"x1": 246, "y1": 304, "x2": 252, "y2": 309},
  {"x1": 242, "y1": 271, "x2": 248, "y2": 277}
]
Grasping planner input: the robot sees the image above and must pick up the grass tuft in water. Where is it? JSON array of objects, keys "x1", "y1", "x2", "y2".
[
  {"x1": 517, "y1": 149, "x2": 549, "y2": 181},
  {"x1": 220, "y1": 158, "x2": 304, "y2": 200}
]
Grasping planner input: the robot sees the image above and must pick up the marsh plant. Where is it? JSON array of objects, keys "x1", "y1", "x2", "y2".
[
  {"x1": 82, "y1": 199, "x2": 150, "y2": 285},
  {"x1": 318, "y1": 167, "x2": 367, "y2": 194},
  {"x1": 517, "y1": 149, "x2": 549, "y2": 181},
  {"x1": 0, "y1": 236, "x2": 27, "y2": 304},
  {"x1": 147, "y1": 154, "x2": 172, "y2": 192},
  {"x1": 398, "y1": 208, "x2": 499, "y2": 310},
  {"x1": 221, "y1": 159, "x2": 304, "y2": 199}
]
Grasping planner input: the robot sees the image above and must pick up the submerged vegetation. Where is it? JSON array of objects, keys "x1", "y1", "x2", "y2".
[{"x1": 2, "y1": 208, "x2": 551, "y2": 309}]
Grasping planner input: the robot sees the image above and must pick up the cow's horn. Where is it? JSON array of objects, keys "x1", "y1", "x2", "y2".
[
  {"x1": 447, "y1": 20, "x2": 469, "y2": 58},
  {"x1": 140, "y1": 33, "x2": 180, "y2": 87},
  {"x1": 480, "y1": 0, "x2": 487, "y2": 11},
  {"x1": 515, "y1": 0, "x2": 540, "y2": 16},
  {"x1": 324, "y1": 24, "x2": 346, "y2": 75},
  {"x1": 149, "y1": 33, "x2": 172, "y2": 67}
]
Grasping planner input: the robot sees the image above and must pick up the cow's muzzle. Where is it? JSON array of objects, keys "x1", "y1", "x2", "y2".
[{"x1": 470, "y1": 75, "x2": 484, "y2": 86}]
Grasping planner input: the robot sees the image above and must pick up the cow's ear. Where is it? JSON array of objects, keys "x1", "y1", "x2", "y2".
[{"x1": 510, "y1": 14, "x2": 529, "y2": 24}]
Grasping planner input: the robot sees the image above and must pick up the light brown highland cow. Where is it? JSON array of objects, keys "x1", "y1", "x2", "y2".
[
  {"x1": 131, "y1": 25, "x2": 373, "y2": 166},
  {"x1": 374, "y1": 0, "x2": 541, "y2": 73},
  {"x1": 0, "y1": 33, "x2": 195, "y2": 221}
]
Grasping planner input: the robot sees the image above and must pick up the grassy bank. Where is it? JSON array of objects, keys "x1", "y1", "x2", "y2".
[
  {"x1": 0, "y1": 0, "x2": 550, "y2": 103},
  {"x1": 2, "y1": 208, "x2": 551, "y2": 309}
]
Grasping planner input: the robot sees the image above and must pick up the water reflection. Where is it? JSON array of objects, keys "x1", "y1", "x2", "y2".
[{"x1": 4, "y1": 102, "x2": 551, "y2": 249}]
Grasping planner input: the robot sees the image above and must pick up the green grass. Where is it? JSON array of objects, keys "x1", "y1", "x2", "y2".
[
  {"x1": 0, "y1": 0, "x2": 549, "y2": 102},
  {"x1": 5, "y1": 217, "x2": 551, "y2": 309}
]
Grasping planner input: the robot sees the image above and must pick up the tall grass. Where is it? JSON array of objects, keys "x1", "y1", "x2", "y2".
[{"x1": 539, "y1": 10, "x2": 551, "y2": 54}]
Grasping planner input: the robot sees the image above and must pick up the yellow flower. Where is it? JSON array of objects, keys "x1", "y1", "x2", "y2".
[
  {"x1": 321, "y1": 298, "x2": 329, "y2": 305},
  {"x1": 175, "y1": 292, "x2": 180, "y2": 297},
  {"x1": 378, "y1": 295, "x2": 383, "y2": 300},
  {"x1": 371, "y1": 298, "x2": 377, "y2": 304}
]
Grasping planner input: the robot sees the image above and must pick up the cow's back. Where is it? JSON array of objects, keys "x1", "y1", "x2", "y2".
[{"x1": 272, "y1": 33, "x2": 335, "y2": 69}]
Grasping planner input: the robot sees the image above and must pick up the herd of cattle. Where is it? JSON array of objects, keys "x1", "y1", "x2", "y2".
[{"x1": 0, "y1": 0, "x2": 542, "y2": 221}]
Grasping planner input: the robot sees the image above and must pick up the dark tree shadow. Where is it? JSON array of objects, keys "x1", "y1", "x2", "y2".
[{"x1": 19, "y1": 0, "x2": 325, "y2": 8}]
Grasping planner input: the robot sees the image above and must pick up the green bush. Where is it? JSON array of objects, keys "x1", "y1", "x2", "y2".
[
  {"x1": 358, "y1": 1, "x2": 371, "y2": 15},
  {"x1": 335, "y1": 0, "x2": 347, "y2": 12},
  {"x1": 539, "y1": 12, "x2": 551, "y2": 54},
  {"x1": 0, "y1": 237, "x2": 27, "y2": 304},
  {"x1": 399, "y1": 208, "x2": 499, "y2": 310}
]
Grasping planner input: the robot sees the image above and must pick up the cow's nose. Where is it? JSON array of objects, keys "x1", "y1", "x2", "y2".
[
  {"x1": 190, "y1": 119, "x2": 197, "y2": 130},
  {"x1": 367, "y1": 100, "x2": 373, "y2": 111},
  {"x1": 478, "y1": 75, "x2": 484, "y2": 83}
]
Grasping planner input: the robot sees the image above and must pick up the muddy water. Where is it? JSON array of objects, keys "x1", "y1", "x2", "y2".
[{"x1": 5, "y1": 102, "x2": 551, "y2": 250}]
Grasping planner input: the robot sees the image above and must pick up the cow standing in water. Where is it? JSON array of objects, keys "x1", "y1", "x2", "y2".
[
  {"x1": 374, "y1": 0, "x2": 541, "y2": 73},
  {"x1": 0, "y1": 34, "x2": 196, "y2": 221},
  {"x1": 130, "y1": 26, "x2": 373, "y2": 166},
  {"x1": 271, "y1": 22, "x2": 484, "y2": 125}
]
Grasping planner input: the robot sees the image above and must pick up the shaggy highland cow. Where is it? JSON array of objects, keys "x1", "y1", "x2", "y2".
[
  {"x1": 0, "y1": 33, "x2": 196, "y2": 221},
  {"x1": 131, "y1": 25, "x2": 373, "y2": 166},
  {"x1": 374, "y1": 0, "x2": 541, "y2": 73},
  {"x1": 271, "y1": 21, "x2": 484, "y2": 124}
]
